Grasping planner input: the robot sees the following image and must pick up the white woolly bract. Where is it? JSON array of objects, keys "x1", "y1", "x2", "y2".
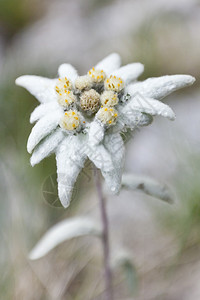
[
  {"x1": 102, "y1": 133, "x2": 125, "y2": 194},
  {"x1": 118, "y1": 109, "x2": 153, "y2": 130},
  {"x1": 88, "y1": 120, "x2": 105, "y2": 146},
  {"x1": 122, "y1": 95, "x2": 176, "y2": 120},
  {"x1": 121, "y1": 173, "x2": 173, "y2": 203},
  {"x1": 111, "y1": 63, "x2": 144, "y2": 84},
  {"x1": 27, "y1": 109, "x2": 63, "y2": 153},
  {"x1": 30, "y1": 102, "x2": 61, "y2": 124},
  {"x1": 85, "y1": 143, "x2": 114, "y2": 173},
  {"x1": 58, "y1": 63, "x2": 78, "y2": 84},
  {"x1": 30, "y1": 129, "x2": 65, "y2": 166},
  {"x1": 126, "y1": 75, "x2": 195, "y2": 100},
  {"x1": 15, "y1": 75, "x2": 57, "y2": 103},
  {"x1": 29, "y1": 217, "x2": 102, "y2": 260},
  {"x1": 95, "y1": 53, "x2": 121, "y2": 75},
  {"x1": 15, "y1": 53, "x2": 196, "y2": 208},
  {"x1": 56, "y1": 135, "x2": 87, "y2": 208}
]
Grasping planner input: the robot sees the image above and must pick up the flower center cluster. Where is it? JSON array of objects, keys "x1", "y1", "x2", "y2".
[
  {"x1": 104, "y1": 75, "x2": 124, "y2": 93},
  {"x1": 59, "y1": 110, "x2": 81, "y2": 131},
  {"x1": 55, "y1": 67, "x2": 125, "y2": 132},
  {"x1": 88, "y1": 67, "x2": 106, "y2": 83},
  {"x1": 96, "y1": 107, "x2": 118, "y2": 125}
]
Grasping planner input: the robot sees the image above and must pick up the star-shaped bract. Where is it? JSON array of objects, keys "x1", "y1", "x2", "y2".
[{"x1": 16, "y1": 53, "x2": 195, "y2": 207}]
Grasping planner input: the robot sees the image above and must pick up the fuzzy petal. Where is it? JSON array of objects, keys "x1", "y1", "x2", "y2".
[
  {"x1": 56, "y1": 135, "x2": 87, "y2": 208},
  {"x1": 117, "y1": 111, "x2": 153, "y2": 131},
  {"x1": 85, "y1": 144, "x2": 114, "y2": 173},
  {"x1": 121, "y1": 173, "x2": 173, "y2": 203},
  {"x1": 126, "y1": 75, "x2": 195, "y2": 100},
  {"x1": 121, "y1": 95, "x2": 176, "y2": 120},
  {"x1": 102, "y1": 133, "x2": 125, "y2": 194},
  {"x1": 30, "y1": 102, "x2": 60, "y2": 124},
  {"x1": 111, "y1": 63, "x2": 144, "y2": 84},
  {"x1": 30, "y1": 129, "x2": 65, "y2": 166},
  {"x1": 29, "y1": 217, "x2": 102, "y2": 260},
  {"x1": 58, "y1": 64, "x2": 78, "y2": 84},
  {"x1": 88, "y1": 120, "x2": 105, "y2": 146},
  {"x1": 15, "y1": 75, "x2": 57, "y2": 103},
  {"x1": 95, "y1": 53, "x2": 121, "y2": 75},
  {"x1": 27, "y1": 109, "x2": 63, "y2": 153}
]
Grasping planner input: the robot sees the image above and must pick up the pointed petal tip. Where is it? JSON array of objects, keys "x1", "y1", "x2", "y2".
[
  {"x1": 134, "y1": 62, "x2": 144, "y2": 72},
  {"x1": 27, "y1": 144, "x2": 32, "y2": 154},
  {"x1": 108, "y1": 52, "x2": 121, "y2": 61},
  {"x1": 28, "y1": 252, "x2": 38, "y2": 260},
  {"x1": 30, "y1": 155, "x2": 38, "y2": 167},
  {"x1": 58, "y1": 185, "x2": 71, "y2": 209},
  {"x1": 177, "y1": 74, "x2": 196, "y2": 85},
  {"x1": 15, "y1": 76, "x2": 25, "y2": 86},
  {"x1": 187, "y1": 75, "x2": 196, "y2": 85},
  {"x1": 166, "y1": 109, "x2": 176, "y2": 121},
  {"x1": 102, "y1": 52, "x2": 121, "y2": 66}
]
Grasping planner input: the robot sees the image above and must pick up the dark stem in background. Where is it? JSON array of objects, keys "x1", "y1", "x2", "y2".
[{"x1": 94, "y1": 167, "x2": 114, "y2": 300}]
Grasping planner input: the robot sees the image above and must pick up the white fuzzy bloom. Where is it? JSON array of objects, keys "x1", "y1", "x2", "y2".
[{"x1": 16, "y1": 53, "x2": 195, "y2": 207}]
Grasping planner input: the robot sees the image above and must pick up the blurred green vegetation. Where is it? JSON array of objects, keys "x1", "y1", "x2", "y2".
[{"x1": 0, "y1": 0, "x2": 43, "y2": 39}]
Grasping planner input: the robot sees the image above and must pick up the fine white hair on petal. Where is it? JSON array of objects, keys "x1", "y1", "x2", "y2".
[
  {"x1": 121, "y1": 173, "x2": 174, "y2": 203},
  {"x1": 27, "y1": 109, "x2": 63, "y2": 153},
  {"x1": 30, "y1": 129, "x2": 65, "y2": 166},
  {"x1": 118, "y1": 109, "x2": 153, "y2": 131},
  {"x1": 126, "y1": 75, "x2": 195, "y2": 100},
  {"x1": 102, "y1": 133, "x2": 125, "y2": 194},
  {"x1": 86, "y1": 144, "x2": 114, "y2": 173},
  {"x1": 15, "y1": 75, "x2": 57, "y2": 103},
  {"x1": 111, "y1": 63, "x2": 144, "y2": 84},
  {"x1": 56, "y1": 135, "x2": 87, "y2": 208},
  {"x1": 95, "y1": 53, "x2": 121, "y2": 75},
  {"x1": 88, "y1": 120, "x2": 105, "y2": 146},
  {"x1": 122, "y1": 95, "x2": 176, "y2": 120},
  {"x1": 29, "y1": 217, "x2": 102, "y2": 260},
  {"x1": 58, "y1": 64, "x2": 78, "y2": 84},
  {"x1": 30, "y1": 102, "x2": 61, "y2": 124}
]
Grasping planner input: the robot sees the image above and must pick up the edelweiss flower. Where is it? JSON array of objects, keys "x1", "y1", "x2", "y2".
[{"x1": 16, "y1": 53, "x2": 195, "y2": 208}]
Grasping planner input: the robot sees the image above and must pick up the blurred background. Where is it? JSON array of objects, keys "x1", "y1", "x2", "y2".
[{"x1": 0, "y1": 0, "x2": 199, "y2": 299}]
